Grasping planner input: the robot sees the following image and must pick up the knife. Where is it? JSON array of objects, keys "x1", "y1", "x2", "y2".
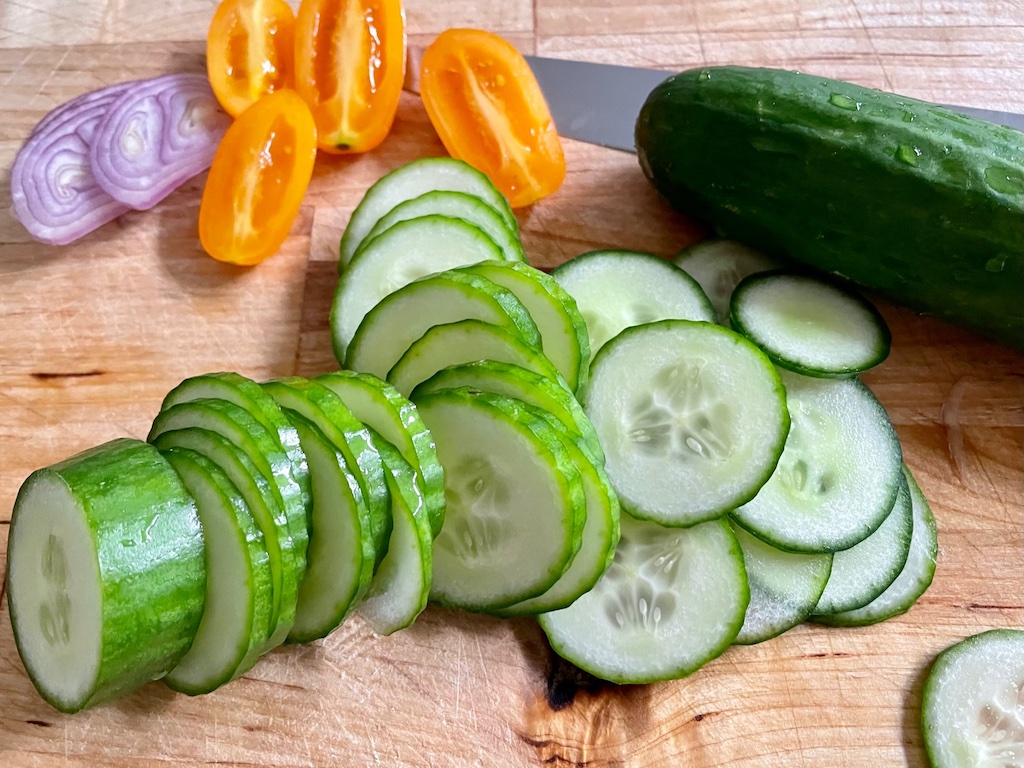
[{"x1": 408, "y1": 51, "x2": 1024, "y2": 153}]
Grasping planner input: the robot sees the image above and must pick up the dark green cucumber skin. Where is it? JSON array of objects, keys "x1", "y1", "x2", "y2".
[
  {"x1": 8, "y1": 439, "x2": 206, "y2": 712},
  {"x1": 636, "y1": 66, "x2": 1024, "y2": 347}
]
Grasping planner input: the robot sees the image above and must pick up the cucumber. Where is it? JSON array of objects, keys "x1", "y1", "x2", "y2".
[
  {"x1": 731, "y1": 370, "x2": 903, "y2": 553},
  {"x1": 729, "y1": 521, "x2": 832, "y2": 645},
  {"x1": 317, "y1": 371, "x2": 446, "y2": 538},
  {"x1": 921, "y1": 628, "x2": 1024, "y2": 768},
  {"x1": 160, "y1": 448, "x2": 272, "y2": 694},
  {"x1": 538, "y1": 514, "x2": 748, "y2": 685},
  {"x1": 636, "y1": 65, "x2": 1024, "y2": 347},
  {"x1": 812, "y1": 474, "x2": 914, "y2": 616},
  {"x1": 363, "y1": 190, "x2": 524, "y2": 263},
  {"x1": 456, "y1": 260, "x2": 591, "y2": 394},
  {"x1": 331, "y1": 215, "x2": 508, "y2": 362},
  {"x1": 730, "y1": 271, "x2": 891, "y2": 377},
  {"x1": 582, "y1": 319, "x2": 789, "y2": 527},
  {"x1": 552, "y1": 250, "x2": 715, "y2": 359},
  {"x1": 413, "y1": 388, "x2": 586, "y2": 612},
  {"x1": 388, "y1": 318, "x2": 563, "y2": 397},
  {"x1": 338, "y1": 157, "x2": 518, "y2": 270},
  {"x1": 674, "y1": 239, "x2": 779, "y2": 324},
  {"x1": 344, "y1": 269, "x2": 542, "y2": 380},
  {"x1": 816, "y1": 464, "x2": 938, "y2": 626},
  {"x1": 6, "y1": 439, "x2": 205, "y2": 712}
]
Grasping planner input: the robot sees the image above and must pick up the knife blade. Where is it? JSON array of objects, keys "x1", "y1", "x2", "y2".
[{"x1": 521, "y1": 55, "x2": 1024, "y2": 152}]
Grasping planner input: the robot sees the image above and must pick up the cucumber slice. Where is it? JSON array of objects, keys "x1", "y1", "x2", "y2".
[
  {"x1": 414, "y1": 388, "x2": 586, "y2": 612},
  {"x1": 317, "y1": 371, "x2": 446, "y2": 539},
  {"x1": 356, "y1": 434, "x2": 434, "y2": 636},
  {"x1": 552, "y1": 250, "x2": 715, "y2": 359},
  {"x1": 674, "y1": 238, "x2": 778, "y2": 324},
  {"x1": 583, "y1": 319, "x2": 789, "y2": 527},
  {"x1": 345, "y1": 269, "x2": 542, "y2": 380},
  {"x1": 456, "y1": 260, "x2": 591, "y2": 393},
  {"x1": 921, "y1": 628, "x2": 1024, "y2": 768},
  {"x1": 364, "y1": 190, "x2": 524, "y2": 263},
  {"x1": 332, "y1": 215, "x2": 508, "y2": 362},
  {"x1": 160, "y1": 448, "x2": 272, "y2": 694},
  {"x1": 261, "y1": 378, "x2": 390, "y2": 569},
  {"x1": 731, "y1": 371, "x2": 903, "y2": 553},
  {"x1": 411, "y1": 360, "x2": 604, "y2": 464},
  {"x1": 338, "y1": 157, "x2": 518, "y2": 270},
  {"x1": 283, "y1": 411, "x2": 377, "y2": 642},
  {"x1": 729, "y1": 521, "x2": 832, "y2": 645},
  {"x1": 150, "y1": 428, "x2": 291, "y2": 649},
  {"x1": 816, "y1": 464, "x2": 938, "y2": 626},
  {"x1": 538, "y1": 514, "x2": 748, "y2": 685},
  {"x1": 7, "y1": 439, "x2": 205, "y2": 713},
  {"x1": 388, "y1": 318, "x2": 563, "y2": 397},
  {"x1": 812, "y1": 474, "x2": 914, "y2": 616},
  {"x1": 730, "y1": 271, "x2": 891, "y2": 377}
]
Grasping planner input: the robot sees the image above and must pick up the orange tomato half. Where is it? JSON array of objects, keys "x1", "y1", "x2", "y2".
[
  {"x1": 294, "y1": 0, "x2": 406, "y2": 154},
  {"x1": 419, "y1": 29, "x2": 566, "y2": 208},
  {"x1": 206, "y1": 0, "x2": 296, "y2": 117},
  {"x1": 199, "y1": 90, "x2": 318, "y2": 266}
]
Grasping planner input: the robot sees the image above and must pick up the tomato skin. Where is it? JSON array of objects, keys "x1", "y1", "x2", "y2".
[
  {"x1": 207, "y1": 0, "x2": 296, "y2": 118},
  {"x1": 419, "y1": 29, "x2": 566, "y2": 208},
  {"x1": 294, "y1": 0, "x2": 406, "y2": 154},
  {"x1": 199, "y1": 90, "x2": 318, "y2": 266}
]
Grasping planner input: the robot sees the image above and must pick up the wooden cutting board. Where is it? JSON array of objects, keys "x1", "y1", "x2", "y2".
[{"x1": 1, "y1": 2, "x2": 1021, "y2": 766}]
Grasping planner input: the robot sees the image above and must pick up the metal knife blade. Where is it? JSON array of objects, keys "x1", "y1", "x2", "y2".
[{"x1": 522, "y1": 55, "x2": 1024, "y2": 152}]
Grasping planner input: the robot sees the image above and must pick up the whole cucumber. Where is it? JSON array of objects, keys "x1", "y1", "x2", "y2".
[{"x1": 635, "y1": 66, "x2": 1024, "y2": 347}]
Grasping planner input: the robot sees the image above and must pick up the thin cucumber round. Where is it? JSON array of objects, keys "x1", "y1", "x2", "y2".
[
  {"x1": 7, "y1": 439, "x2": 205, "y2": 713},
  {"x1": 730, "y1": 271, "x2": 891, "y2": 377},
  {"x1": 338, "y1": 157, "x2": 518, "y2": 270},
  {"x1": 388, "y1": 318, "x2": 564, "y2": 397},
  {"x1": 729, "y1": 521, "x2": 833, "y2": 645},
  {"x1": 345, "y1": 269, "x2": 542, "y2": 380},
  {"x1": 411, "y1": 360, "x2": 604, "y2": 464},
  {"x1": 552, "y1": 249, "x2": 715, "y2": 359},
  {"x1": 317, "y1": 371, "x2": 446, "y2": 539},
  {"x1": 356, "y1": 434, "x2": 434, "y2": 636},
  {"x1": 674, "y1": 238, "x2": 778, "y2": 324},
  {"x1": 583, "y1": 319, "x2": 789, "y2": 527},
  {"x1": 332, "y1": 215, "x2": 508, "y2": 362},
  {"x1": 732, "y1": 371, "x2": 903, "y2": 553},
  {"x1": 456, "y1": 260, "x2": 591, "y2": 394},
  {"x1": 160, "y1": 448, "x2": 272, "y2": 694},
  {"x1": 812, "y1": 474, "x2": 914, "y2": 616},
  {"x1": 538, "y1": 514, "x2": 749, "y2": 685},
  {"x1": 414, "y1": 388, "x2": 586, "y2": 612},
  {"x1": 815, "y1": 464, "x2": 938, "y2": 626},
  {"x1": 921, "y1": 628, "x2": 1024, "y2": 768},
  {"x1": 363, "y1": 190, "x2": 524, "y2": 263}
]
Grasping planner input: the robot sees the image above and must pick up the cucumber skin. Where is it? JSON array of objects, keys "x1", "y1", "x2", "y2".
[
  {"x1": 8, "y1": 439, "x2": 206, "y2": 712},
  {"x1": 636, "y1": 66, "x2": 1024, "y2": 347}
]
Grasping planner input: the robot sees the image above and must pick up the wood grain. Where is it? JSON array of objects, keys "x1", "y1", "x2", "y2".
[{"x1": 1, "y1": 1, "x2": 1022, "y2": 766}]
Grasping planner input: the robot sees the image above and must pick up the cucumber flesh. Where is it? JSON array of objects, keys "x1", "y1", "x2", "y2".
[
  {"x1": 729, "y1": 521, "x2": 832, "y2": 645},
  {"x1": 583, "y1": 319, "x2": 789, "y2": 526},
  {"x1": 921, "y1": 629, "x2": 1024, "y2": 768},
  {"x1": 732, "y1": 370, "x2": 903, "y2": 553},
  {"x1": 6, "y1": 439, "x2": 205, "y2": 712},
  {"x1": 338, "y1": 157, "x2": 518, "y2": 270},
  {"x1": 413, "y1": 389, "x2": 586, "y2": 612},
  {"x1": 552, "y1": 250, "x2": 715, "y2": 359},
  {"x1": 161, "y1": 448, "x2": 272, "y2": 694},
  {"x1": 730, "y1": 271, "x2": 891, "y2": 377},
  {"x1": 674, "y1": 238, "x2": 778, "y2": 324},
  {"x1": 538, "y1": 514, "x2": 748, "y2": 685}
]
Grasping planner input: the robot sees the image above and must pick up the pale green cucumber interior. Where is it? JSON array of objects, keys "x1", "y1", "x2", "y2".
[
  {"x1": 8, "y1": 473, "x2": 102, "y2": 711},
  {"x1": 674, "y1": 239, "x2": 777, "y2": 324},
  {"x1": 538, "y1": 515, "x2": 748, "y2": 684}
]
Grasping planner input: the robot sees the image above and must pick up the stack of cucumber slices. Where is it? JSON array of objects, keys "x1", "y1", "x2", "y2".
[{"x1": 7, "y1": 159, "x2": 952, "y2": 718}]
